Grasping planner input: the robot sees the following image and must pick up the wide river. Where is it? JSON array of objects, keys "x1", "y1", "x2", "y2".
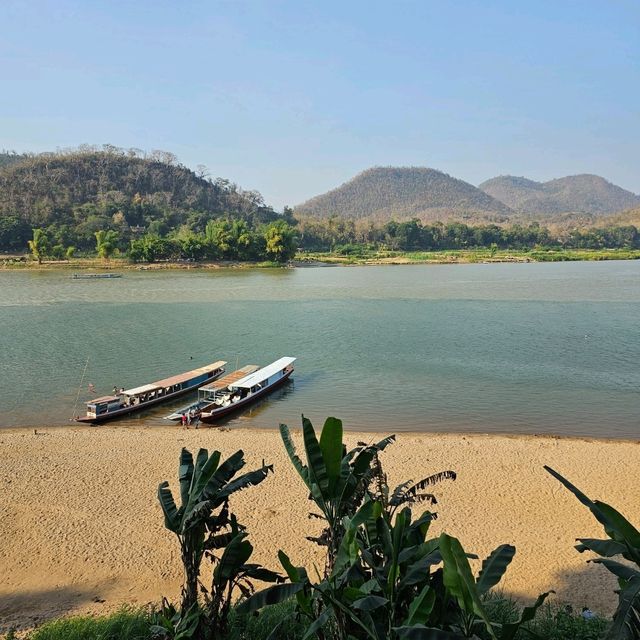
[{"x1": 0, "y1": 261, "x2": 638, "y2": 437}]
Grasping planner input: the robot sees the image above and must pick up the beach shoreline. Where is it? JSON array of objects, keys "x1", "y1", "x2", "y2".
[{"x1": 1, "y1": 425, "x2": 637, "y2": 631}]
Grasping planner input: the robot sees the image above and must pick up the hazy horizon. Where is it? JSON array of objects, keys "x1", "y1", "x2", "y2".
[{"x1": 2, "y1": 0, "x2": 638, "y2": 208}]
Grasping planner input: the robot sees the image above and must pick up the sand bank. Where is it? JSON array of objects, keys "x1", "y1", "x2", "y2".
[{"x1": 1, "y1": 426, "x2": 638, "y2": 630}]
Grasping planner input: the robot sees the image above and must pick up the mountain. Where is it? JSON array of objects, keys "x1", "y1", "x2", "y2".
[
  {"x1": 295, "y1": 167, "x2": 513, "y2": 222},
  {"x1": 594, "y1": 207, "x2": 640, "y2": 228},
  {"x1": 479, "y1": 174, "x2": 640, "y2": 216},
  {"x1": 0, "y1": 147, "x2": 276, "y2": 229}
]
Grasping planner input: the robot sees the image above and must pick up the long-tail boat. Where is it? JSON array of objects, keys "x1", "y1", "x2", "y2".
[
  {"x1": 163, "y1": 364, "x2": 260, "y2": 421},
  {"x1": 199, "y1": 357, "x2": 295, "y2": 425},
  {"x1": 75, "y1": 361, "x2": 226, "y2": 423}
]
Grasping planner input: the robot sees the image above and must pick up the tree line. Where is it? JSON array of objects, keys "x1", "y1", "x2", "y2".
[
  {"x1": 296, "y1": 216, "x2": 640, "y2": 253},
  {"x1": 22, "y1": 217, "x2": 298, "y2": 263}
]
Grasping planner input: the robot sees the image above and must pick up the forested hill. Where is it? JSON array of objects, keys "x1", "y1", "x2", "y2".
[
  {"x1": 0, "y1": 148, "x2": 276, "y2": 228},
  {"x1": 294, "y1": 167, "x2": 513, "y2": 222},
  {"x1": 479, "y1": 174, "x2": 640, "y2": 215}
]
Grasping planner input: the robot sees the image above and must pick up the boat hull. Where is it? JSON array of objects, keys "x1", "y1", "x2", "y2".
[
  {"x1": 76, "y1": 370, "x2": 224, "y2": 424},
  {"x1": 199, "y1": 369, "x2": 293, "y2": 424}
]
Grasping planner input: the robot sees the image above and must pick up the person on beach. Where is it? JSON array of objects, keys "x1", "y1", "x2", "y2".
[
  {"x1": 186, "y1": 412, "x2": 191, "y2": 426},
  {"x1": 181, "y1": 413, "x2": 186, "y2": 427}
]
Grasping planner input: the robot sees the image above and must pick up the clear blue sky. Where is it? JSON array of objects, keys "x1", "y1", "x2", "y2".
[{"x1": 1, "y1": 0, "x2": 638, "y2": 208}]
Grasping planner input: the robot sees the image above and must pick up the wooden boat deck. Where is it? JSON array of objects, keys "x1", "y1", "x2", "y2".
[{"x1": 200, "y1": 365, "x2": 259, "y2": 392}]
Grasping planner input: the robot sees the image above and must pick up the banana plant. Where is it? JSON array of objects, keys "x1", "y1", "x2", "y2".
[
  {"x1": 157, "y1": 447, "x2": 276, "y2": 638},
  {"x1": 545, "y1": 465, "x2": 640, "y2": 640},
  {"x1": 434, "y1": 533, "x2": 551, "y2": 640},
  {"x1": 280, "y1": 415, "x2": 395, "y2": 576}
]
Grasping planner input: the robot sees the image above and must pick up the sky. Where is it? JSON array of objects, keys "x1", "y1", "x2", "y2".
[{"x1": 1, "y1": 0, "x2": 638, "y2": 209}]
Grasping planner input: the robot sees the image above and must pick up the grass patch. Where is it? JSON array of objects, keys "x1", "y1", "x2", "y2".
[
  {"x1": 228, "y1": 601, "x2": 306, "y2": 639},
  {"x1": 482, "y1": 593, "x2": 610, "y2": 640},
  {"x1": 11, "y1": 599, "x2": 612, "y2": 640},
  {"x1": 20, "y1": 608, "x2": 152, "y2": 640},
  {"x1": 298, "y1": 247, "x2": 640, "y2": 265}
]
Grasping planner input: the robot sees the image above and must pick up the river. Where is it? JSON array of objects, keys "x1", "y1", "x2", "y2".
[{"x1": 0, "y1": 261, "x2": 638, "y2": 437}]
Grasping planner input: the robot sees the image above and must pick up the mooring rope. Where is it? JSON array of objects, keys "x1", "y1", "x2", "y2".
[{"x1": 71, "y1": 356, "x2": 90, "y2": 420}]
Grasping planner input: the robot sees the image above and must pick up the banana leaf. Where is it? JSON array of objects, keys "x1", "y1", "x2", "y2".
[
  {"x1": 303, "y1": 415, "x2": 330, "y2": 495},
  {"x1": 213, "y1": 534, "x2": 253, "y2": 583},
  {"x1": 352, "y1": 595, "x2": 389, "y2": 611},
  {"x1": 607, "y1": 575, "x2": 640, "y2": 640},
  {"x1": 476, "y1": 544, "x2": 516, "y2": 595},
  {"x1": 319, "y1": 417, "x2": 343, "y2": 493},
  {"x1": 576, "y1": 538, "x2": 628, "y2": 556},
  {"x1": 439, "y1": 533, "x2": 497, "y2": 640},
  {"x1": 214, "y1": 464, "x2": 273, "y2": 504},
  {"x1": 178, "y1": 448, "x2": 194, "y2": 508},
  {"x1": 235, "y1": 582, "x2": 305, "y2": 614},
  {"x1": 404, "y1": 585, "x2": 436, "y2": 626},
  {"x1": 279, "y1": 422, "x2": 309, "y2": 487},
  {"x1": 158, "y1": 481, "x2": 180, "y2": 531},
  {"x1": 590, "y1": 558, "x2": 640, "y2": 581}
]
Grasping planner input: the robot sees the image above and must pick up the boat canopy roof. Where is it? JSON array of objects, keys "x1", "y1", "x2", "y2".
[
  {"x1": 123, "y1": 360, "x2": 227, "y2": 397},
  {"x1": 88, "y1": 395, "x2": 120, "y2": 404},
  {"x1": 123, "y1": 383, "x2": 160, "y2": 396},
  {"x1": 200, "y1": 365, "x2": 259, "y2": 392},
  {"x1": 155, "y1": 361, "x2": 226, "y2": 388},
  {"x1": 232, "y1": 357, "x2": 296, "y2": 389}
]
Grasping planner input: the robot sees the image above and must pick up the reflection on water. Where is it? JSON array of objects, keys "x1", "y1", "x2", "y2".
[{"x1": 0, "y1": 261, "x2": 639, "y2": 438}]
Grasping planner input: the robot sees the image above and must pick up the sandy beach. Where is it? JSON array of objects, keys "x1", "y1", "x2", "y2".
[{"x1": 1, "y1": 425, "x2": 638, "y2": 631}]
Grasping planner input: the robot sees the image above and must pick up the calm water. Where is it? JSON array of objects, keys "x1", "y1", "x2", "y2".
[{"x1": 0, "y1": 262, "x2": 638, "y2": 437}]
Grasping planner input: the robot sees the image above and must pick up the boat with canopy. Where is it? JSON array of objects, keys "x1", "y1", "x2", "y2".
[
  {"x1": 75, "y1": 360, "x2": 226, "y2": 423},
  {"x1": 199, "y1": 357, "x2": 295, "y2": 425},
  {"x1": 163, "y1": 364, "x2": 260, "y2": 420}
]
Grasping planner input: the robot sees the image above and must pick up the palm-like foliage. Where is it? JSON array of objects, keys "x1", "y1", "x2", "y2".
[
  {"x1": 545, "y1": 466, "x2": 640, "y2": 640},
  {"x1": 241, "y1": 417, "x2": 548, "y2": 640},
  {"x1": 94, "y1": 229, "x2": 119, "y2": 260},
  {"x1": 158, "y1": 448, "x2": 278, "y2": 639},
  {"x1": 28, "y1": 228, "x2": 48, "y2": 263},
  {"x1": 280, "y1": 416, "x2": 395, "y2": 576}
]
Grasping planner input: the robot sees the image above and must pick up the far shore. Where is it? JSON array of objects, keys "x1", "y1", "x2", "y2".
[
  {"x1": 1, "y1": 425, "x2": 638, "y2": 631},
  {"x1": 1, "y1": 247, "x2": 640, "y2": 272}
]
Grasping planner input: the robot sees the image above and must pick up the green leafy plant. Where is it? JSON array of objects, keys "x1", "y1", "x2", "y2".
[
  {"x1": 158, "y1": 448, "x2": 279, "y2": 639},
  {"x1": 241, "y1": 417, "x2": 549, "y2": 640},
  {"x1": 28, "y1": 228, "x2": 49, "y2": 263},
  {"x1": 545, "y1": 465, "x2": 640, "y2": 640},
  {"x1": 280, "y1": 415, "x2": 395, "y2": 576},
  {"x1": 94, "y1": 229, "x2": 119, "y2": 260}
]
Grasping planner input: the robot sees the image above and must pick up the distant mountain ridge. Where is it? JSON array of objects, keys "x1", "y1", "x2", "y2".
[
  {"x1": 295, "y1": 167, "x2": 513, "y2": 222},
  {"x1": 479, "y1": 174, "x2": 640, "y2": 215}
]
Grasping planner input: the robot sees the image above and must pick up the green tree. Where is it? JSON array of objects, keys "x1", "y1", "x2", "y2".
[
  {"x1": 0, "y1": 215, "x2": 31, "y2": 251},
  {"x1": 94, "y1": 229, "x2": 119, "y2": 260},
  {"x1": 263, "y1": 220, "x2": 297, "y2": 262},
  {"x1": 157, "y1": 448, "x2": 279, "y2": 639},
  {"x1": 50, "y1": 244, "x2": 65, "y2": 260},
  {"x1": 28, "y1": 228, "x2": 49, "y2": 264}
]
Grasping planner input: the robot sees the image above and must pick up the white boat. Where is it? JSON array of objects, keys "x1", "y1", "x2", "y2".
[
  {"x1": 199, "y1": 357, "x2": 295, "y2": 424},
  {"x1": 163, "y1": 364, "x2": 260, "y2": 420}
]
